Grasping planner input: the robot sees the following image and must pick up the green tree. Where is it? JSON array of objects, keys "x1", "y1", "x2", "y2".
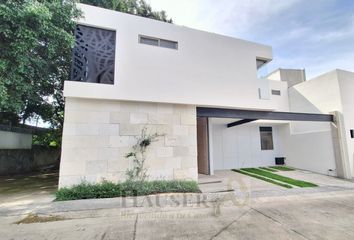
[
  {"x1": 0, "y1": 0, "x2": 81, "y2": 129},
  {"x1": 0, "y1": 0, "x2": 171, "y2": 145}
]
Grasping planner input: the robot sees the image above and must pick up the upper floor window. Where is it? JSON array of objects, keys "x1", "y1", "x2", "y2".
[
  {"x1": 71, "y1": 25, "x2": 116, "y2": 84},
  {"x1": 271, "y1": 89, "x2": 281, "y2": 96},
  {"x1": 256, "y1": 58, "x2": 269, "y2": 79},
  {"x1": 139, "y1": 35, "x2": 178, "y2": 50}
]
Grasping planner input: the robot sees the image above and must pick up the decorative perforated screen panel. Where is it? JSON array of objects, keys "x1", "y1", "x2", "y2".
[{"x1": 71, "y1": 25, "x2": 116, "y2": 84}]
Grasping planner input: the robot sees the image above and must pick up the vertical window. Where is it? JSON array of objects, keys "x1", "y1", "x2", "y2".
[
  {"x1": 71, "y1": 25, "x2": 116, "y2": 84},
  {"x1": 260, "y1": 127, "x2": 274, "y2": 150}
]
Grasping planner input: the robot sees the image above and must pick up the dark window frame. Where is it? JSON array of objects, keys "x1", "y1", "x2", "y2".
[
  {"x1": 271, "y1": 89, "x2": 281, "y2": 96},
  {"x1": 139, "y1": 35, "x2": 178, "y2": 50},
  {"x1": 259, "y1": 126, "x2": 274, "y2": 150},
  {"x1": 71, "y1": 25, "x2": 116, "y2": 84}
]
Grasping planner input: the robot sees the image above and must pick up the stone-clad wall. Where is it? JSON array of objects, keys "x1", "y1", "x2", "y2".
[{"x1": 59, "y1": 97, "x2": 197, "y2": 187}]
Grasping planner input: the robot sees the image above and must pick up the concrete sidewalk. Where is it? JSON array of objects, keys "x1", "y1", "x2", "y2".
[
  {"x1": 2, "y1": 189, "x2": 354, "y2": 239},
  {"x1": 2, "y1": 169, "x2": 354, "y2": 239}
]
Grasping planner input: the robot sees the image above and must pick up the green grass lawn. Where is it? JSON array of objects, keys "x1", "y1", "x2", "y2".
[
  {"x1": 259, "y1": 167, "x2": 278, "y2": 172},
  {"x1": 269, "y1": 166, "x2": 295, "y2": 171},
  {"x1": 232, "y1": 169, "x2": 292, "y2": 188},
  {"x1": 240, "y1": 168, "x2": 317, "y2": 188}
]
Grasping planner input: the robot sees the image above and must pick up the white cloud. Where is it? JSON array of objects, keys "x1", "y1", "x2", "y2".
[
  {"x1": 147, "y1": 0, "x2": 354, "y2": 78},
  {"x1": 148, "y1": 0, "x2": 300, "y2": 36}
]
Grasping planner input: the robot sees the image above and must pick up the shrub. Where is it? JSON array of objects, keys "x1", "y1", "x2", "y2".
[{"x1": 55, "y1": 180, "x2": 200, "y2": 201}]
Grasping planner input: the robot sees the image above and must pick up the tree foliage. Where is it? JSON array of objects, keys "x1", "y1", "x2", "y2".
[
  {"x1": 0, "y1": 0, "x2": 171, "y2": 146},
  {"x1": 0, "y1": 0, "x2": 81, "y2": 128}
]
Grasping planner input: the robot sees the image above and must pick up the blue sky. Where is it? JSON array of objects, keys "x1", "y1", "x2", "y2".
[{"x1": 148, "y1": 0, "x2": 354, "y2": 79}]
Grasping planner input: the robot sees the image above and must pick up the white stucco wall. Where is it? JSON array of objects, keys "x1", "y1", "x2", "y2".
[
  {"x1": 337, "y1": 70, "x2": 354, "y2": 175},
  {"x1": 210, "y1": 120, "x2": 283, "y2": 170},
  {"x1": 289, "y1": 69, "x2": 354, "y2": 176},
  {"x1": 64, "y1": 4, "x2": 275, "y2": 111},
  {"x1": 0, "y1": 131, "x2": 32, "y2": 149},
  {"x1": 268, "y1": 80, "x2": 289, "y2": 111},
  {"x1": 209, "y1": 118, "x2": 337, "y2": 175},
  {"x1": 278, "y1": 124, "x2": 336, "y2": 175}
]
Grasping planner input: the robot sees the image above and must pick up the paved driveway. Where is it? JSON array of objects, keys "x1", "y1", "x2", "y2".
[
  {"x1": 2, "y1": 169, "x2": 354, "y2": 239},
  {"x1": 198, "y1": 169, "x2": 354, "y2": 194}
]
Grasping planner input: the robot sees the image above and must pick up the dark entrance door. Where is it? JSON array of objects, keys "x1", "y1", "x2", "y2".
[{"x1": 197, "y1": 117, "x2": 209, "y2": 174}]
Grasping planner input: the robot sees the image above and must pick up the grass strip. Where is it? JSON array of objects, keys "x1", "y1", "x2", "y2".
[
  {"x1": 240, "y1": 168, "x2": 317, "y2": 187},
  {"x1": 56, "y1": 180, "x2": 200, "y2": 201},
  {"x1": 259, "y1": 167, "x2": 278, "y2": 172},
  {"x1": 232, "y1": 169, "x2": 292, "y2": 189},
  {"x1": 269, "y1": 166, "x2": 295, "y2": 171}
]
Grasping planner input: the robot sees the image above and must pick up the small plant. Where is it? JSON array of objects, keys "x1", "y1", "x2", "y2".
[{"x1": 125, "y1": 127, "x2": 163, "y2": 182}]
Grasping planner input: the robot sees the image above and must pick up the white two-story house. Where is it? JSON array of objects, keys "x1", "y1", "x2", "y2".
[{"x1": 59, "y1": 4, "x2": 353, "y2": 187}]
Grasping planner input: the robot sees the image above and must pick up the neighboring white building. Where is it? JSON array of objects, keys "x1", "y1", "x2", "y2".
[{"x1": 59, "y1": 4, "x2": 353, "y2": 187}]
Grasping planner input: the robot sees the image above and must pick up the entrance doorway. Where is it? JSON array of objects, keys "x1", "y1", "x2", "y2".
[{"x1": 197, "y1": 117, "x2": 209, "y2": 174}]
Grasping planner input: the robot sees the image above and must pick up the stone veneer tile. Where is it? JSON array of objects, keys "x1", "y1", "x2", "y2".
[
  {"x1": 62, "y1": 136, "x2": 109, "y2": 148},
  {"x1": 148, "y1": 113, "x2": 174, "y2": 125},
  {"x1": 165, "y1": 136, "x2": 178, "y2": 147},
  {"x1": 65, "y1": 98, "x2": 121, "y2": 112},
  {"x1": 173, "y1": 105, "x2": 195, "y2": 114},
  {"x1": 157, "y1": 103, "x2": 174, "y2": 113},
  {"x1": 60, "y1": 97, "x2": 198, "y2": 187},
  {"x1": 173, "y1": 125, "x2": 189, "y2": 136},
  {"x1": 164, "y1": 157, "x2": 182, "y2": 169},
  {"x1": 138, "y1": 102, "x2": 157, "y2": 113},
  {"x1": 120, "y1": 101, "x2": 140, "y2": 112},
  {"x1": 61, "y1": 148, "x2": 99, "y2": 162},
  {"x1": 181, "y1": 113, "x2": 197, "y2": 125},
  {"x1": 99, "y1": 124, "x2": 120, "y2": 136},
  {"x1": 64, "y1": 110, "x2": 110, "y2": 123},
  {"x1": 173, "y1": 146, "x2": 191, "y2": 157},
  {"x1": 86, "y1": 160, "x2": 108, "y2": 175},
  {"x1": 109, "y1": 136, "x2": 136, "y2": 147},
  {"x1": 156, "y1": 147, "x2": 173, "y2": 158},
  {"x1": 130, "y1": 112, "x2": 148, "y2": 124},
  {"x1": 60, "y1": 160, "x2": 86, "y2": 176},
  {"x1": 107, "y1": 159, "x2": 130, "y2": 173},
  {"x1": 110, "y1": 112, "x2": 130, "y2": 124},
  {"x1": 181, "y1": 156, "x2": 197, "y2": 168},
  {"x1": 119, "y1": 124, "x2": 144, "y2": 136},
  {"x1": 176, "y1": 136, "x2": 197, "y2": 147}
]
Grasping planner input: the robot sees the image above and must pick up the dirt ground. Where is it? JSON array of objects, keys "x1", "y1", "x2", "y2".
[{"x1": 0, "y1": 170, "x2": 58, "y2": 208}]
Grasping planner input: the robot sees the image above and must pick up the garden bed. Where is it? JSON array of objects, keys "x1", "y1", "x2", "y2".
[{"x1": 55, "y1": 180, "x2": 200, "y2": 201}]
